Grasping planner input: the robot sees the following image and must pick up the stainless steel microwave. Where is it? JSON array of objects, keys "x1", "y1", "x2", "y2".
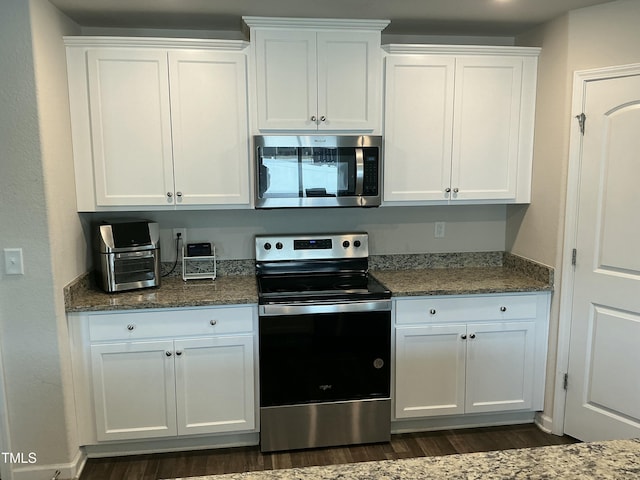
[{"x1": 254, "y1": 135, "x2": 382, "y2": 208}]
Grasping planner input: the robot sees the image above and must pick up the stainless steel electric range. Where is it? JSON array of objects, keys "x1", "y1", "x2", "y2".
[{"x1": 255, "y1": 232, "x2": 392, "y2": 453}]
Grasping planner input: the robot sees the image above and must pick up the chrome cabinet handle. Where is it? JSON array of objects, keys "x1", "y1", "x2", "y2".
[
  {"x1": 127, "y1": 324, "x2": 135, "y2": 331},
  {"x1": 210, "y1": 319, "x2": 217, "y2": 326},
  {"x1": 320, "y1": 116, "x2": 326, "y2": 122},
  {"x1": 311, "y1": 116, "x2": 317, "y2": 122},
  {"x1": 500, "y1": 306, "x2": 507, "y2": 312},
  {"x1": 167, "y1": 192, "x2": 173, "y2": 198},
  {"x1": 461, "y1": 334, "x2": 467, "y2": 340},
  {"x1": 176, "y1": 191, "x2": 182, "y2": 198},
  {"x1": 445, "y1": 187, "x2": 451, "y2": 193},
  {"x1": 165, "y1": 351, "x2": 173, "y2": 357},
  {"x1": 469, "y1": 333, "x2": 476, "y2": 339},
  {"x1": 453, "y1": 188, "x2": 459, "y2": 193},
  {"x1": 429, "y1": 309, "x2": 436, "y2": 315},
  {"x1": 176, "y1": 351, "x2": 183, "y2": 356}
]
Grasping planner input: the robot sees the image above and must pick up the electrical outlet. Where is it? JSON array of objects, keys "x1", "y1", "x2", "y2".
[
  {"x1": 434, "y1": 222, "x2": 446, "y2": 238},
  {"x1": 172, "y1": 228, "x2": 187, "y2": 245},
  {"x1": 4, "y1": 248, "x2": 24, "y2": 275}
]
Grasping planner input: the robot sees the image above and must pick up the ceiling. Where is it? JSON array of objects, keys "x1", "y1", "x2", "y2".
[{"x1": 48, "y1": 0, "x2": 615, "y2": 37}]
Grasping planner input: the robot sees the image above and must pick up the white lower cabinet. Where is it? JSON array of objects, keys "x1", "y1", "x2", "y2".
[
  {"x1": 74, "y1": 305, "x2": 257, "y2": 443},
  {"x1": 394, "y1": 293, "x2": 548, "y2": 421}
]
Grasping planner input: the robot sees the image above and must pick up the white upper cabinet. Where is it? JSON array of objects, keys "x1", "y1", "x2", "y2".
[
  {"x1": 65, "y1": 38, "x2": 251, "y2": 211},
  {"x1": 383, "y1": 45, "x2": 540, "y2": 205},
  {"x1": 244, "y1": 17, "x2": 389, "y2": 133}
]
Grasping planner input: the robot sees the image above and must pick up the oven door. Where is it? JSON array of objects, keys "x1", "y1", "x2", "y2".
[{"x1": 259, "y1": 307, "x2": 391, "y2": 408}]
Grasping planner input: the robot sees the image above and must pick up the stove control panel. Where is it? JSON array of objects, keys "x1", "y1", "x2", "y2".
[{"x1": 255, "y1": 233, "x2": 369, "y2": 262}]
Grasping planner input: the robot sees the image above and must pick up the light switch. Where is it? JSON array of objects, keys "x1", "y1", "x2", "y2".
[{"x1": 4, "y1": 248, "x2": 24, "y2": 275}]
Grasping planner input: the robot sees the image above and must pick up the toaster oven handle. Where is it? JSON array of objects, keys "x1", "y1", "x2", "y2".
[{"x1": 355, "y1": 147, "x2": 364, "y2": 196}]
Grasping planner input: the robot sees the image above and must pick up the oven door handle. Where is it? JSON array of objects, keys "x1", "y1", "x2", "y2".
[{"x1": 259, "y1": 299, "x2": 392, "y2": 316}]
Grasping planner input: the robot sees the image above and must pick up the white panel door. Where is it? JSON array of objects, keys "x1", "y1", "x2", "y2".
[
  {"x1": 383, "y1": 56, "x2": 455, "y2": 202},
  {"x1": 317, "y1": 31, "x2": 379, "y2": 131},
  {"x1": 395, "y1": 324, "x2": 466, "y2": 418},
  {"x1": 86, "y1": 49, "x2": 175, "y2": 206},
  {"x1": 91, "y1": 340, "x2": 177, "y2": 441},
  {"x1": 169, "y1": 50, "x2": 250, "y2": 206},
  {"x1": 465, "y1": 322, "x2": 536, "y2": 413},
  {"x1": 174, "y1": 335, "x2": 255, "y2": 435},
  {"x1": 254, "y1": 30, "x2": 317, "y2": 130},
  {"x1": 564, "y1": 73, "x2": 640, "y2": 441},
  {"x1": 451, "y1": 57, "x2": 522, "y2": 201}
]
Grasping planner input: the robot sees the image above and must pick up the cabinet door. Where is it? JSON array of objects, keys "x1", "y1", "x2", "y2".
[
  {"x1": 383, "y1": 56, "x2": 455, "y2": 202},
  {"x1": 174, "y1": 335, "x2": 255, "y2": 435},
  {"x1": 451, "y1": 56, "x2": 523, "y2": 201},
  {"x1": 254, "y1": 30, "x2": 317, "y2": 130},
  {"x1": 91, "y1": 340, "x2": 177, "y2": 441},
  {"x1": 395, "y1": 324, "x2": 466, "y2": 419},
  {"x1": 317, "y1": 31, "x2": 380, "y2": 131},
  {"x1": 465, "y1": 321, "x2": 536, "y2": 413},
  {"x1": 169, "y1": 50, "x2": 250, "y2": 206},
  {"x1": 86, "y1": 49, "x2": 175, "y2": 206}
]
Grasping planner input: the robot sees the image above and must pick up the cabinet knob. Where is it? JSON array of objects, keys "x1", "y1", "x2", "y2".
[
  {"x1": 311, "y1": 116, "x2": 317, "y2": 122},
  {"x1": 469, "y1": 333, "x2": 476, "y2": 339},
  {"x1": 176, "y1": 191, "x2": 183, "y2": 198},
  {"x1": 445, "y1": 187, "x2": 451, "y2": 193},
  {"x1": 176, "y1": 351, "x2": 183, "y2": 356},
  {"x1": 320, "y1": 116, "x2": 326, "y2": 122},
  {"x1": 165, "y1": 351, "x2": 173, "y2": 357},
  {"x1": 453, "y1": 188, "x2": 459, "y2": 193},
  {"x1": 127, "y1": 324, "x2": 135, "y2": 331},
  {"x1": 167, "y1": 192, "x2": 173, "y2": 198},
  {"x1": 210, "y1": 319, "x2": 217, "y2": 326},
  {"x1": 461, "y1": 334, "x2": 467, "y2": 340},
  {"x1": 429, "y1": 309, "x2": 436, "y2": 315},
  {"x1": 500, "y1": 306, "x2": 507, "y2": 312}
]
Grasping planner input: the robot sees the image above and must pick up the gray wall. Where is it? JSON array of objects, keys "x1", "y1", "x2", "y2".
[{"x1": 512, "y1": 0, "x2": 640, "y2": 429}]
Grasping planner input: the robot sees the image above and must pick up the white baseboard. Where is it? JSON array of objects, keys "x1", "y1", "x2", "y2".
[
  {"x1": 534, "y1": 412, "x2": 554, "y2": 434},
  {"x1": 9, "y1": 449, "x2": 86, "y2": 480}
]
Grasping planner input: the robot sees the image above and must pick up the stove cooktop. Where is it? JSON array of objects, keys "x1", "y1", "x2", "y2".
[{"x1": 257, "y1": 272, "x2": 391, "y2": 304}]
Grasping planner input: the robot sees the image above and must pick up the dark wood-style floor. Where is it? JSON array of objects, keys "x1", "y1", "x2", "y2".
[{"x1": 79, "y1": 424, "x2": 578, "y2": 480}]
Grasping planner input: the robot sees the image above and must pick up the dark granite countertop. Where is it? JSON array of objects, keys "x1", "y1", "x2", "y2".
[
  {"x1": 65, "y1": 275, "x2": 258, "y2": 313},
  {"x1": 64, "y1": 253, "x2": 552, "y2": 313},
  {"x1": 372, "y1": 266, "x2": 551, "y2": 297}
]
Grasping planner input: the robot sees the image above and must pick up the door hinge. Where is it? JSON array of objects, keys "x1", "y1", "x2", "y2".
[
  {"x1": 571, "y1": 248, "x2": 577, "y2": 266},
  {"x1": 576, "y1": 113, "x2": 586, "y2": 135},
  {"x1": 563, "y1": 373, "x2": 569, "y2": 390}
]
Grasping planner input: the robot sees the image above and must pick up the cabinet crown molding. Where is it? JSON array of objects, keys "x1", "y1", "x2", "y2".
[
  {"x1": 382, "y1": 44, "x2": 541, "y2": 56},
  {"x1": 63, "y1": 36, "x2": 249, "y2": 51},
  {"x1": 243, "y1": 16, "x2": 390, "y2": 32}
]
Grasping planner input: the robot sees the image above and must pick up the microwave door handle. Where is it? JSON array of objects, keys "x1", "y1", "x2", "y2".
[{"x1": 355, "y1": 148, "x2": 364, "y2": 195}]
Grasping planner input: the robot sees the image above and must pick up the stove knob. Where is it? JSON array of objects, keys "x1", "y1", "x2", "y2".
[
  {"x1": 264, "y1": 242, "x2": 272, "y2": 250},
  {"x1": 354, "y1": 240, "x2": 361, "y2": 248},
  {"x1": 276, "y1": 242, "x2": 283, "y2": 250},
  {"x1": 342, "y1": 240, "x2": 350, "y2": 248}
]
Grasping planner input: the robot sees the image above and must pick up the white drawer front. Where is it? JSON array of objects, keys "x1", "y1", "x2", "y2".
[
  {"x1": 395, "y1": 294, "x2": 538, "y2": 325},
  {"x1": 88, "y1": 306, "x2": 255, "y2": 342}
]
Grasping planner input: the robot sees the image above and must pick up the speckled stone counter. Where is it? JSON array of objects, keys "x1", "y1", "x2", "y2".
[
  {"x1": 65, "y1": 274, "x2": 258, "y2": 312},
  {"x1": 371, "y1": 251, "x2": 553, "y2": 297},
  {"x1": 64, "y1": 252, "x2": 552, "y2": 312},
  {"x1": 169, "y1": 439, "x2": 640, "y2": 480}
]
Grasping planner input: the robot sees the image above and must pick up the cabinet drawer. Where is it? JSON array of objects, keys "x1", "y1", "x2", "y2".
[
  {"x1": 88, "y1": 306, "x2": 255, "y2": 342},
  {"x1": 395, "y1": 295, "x2": 538, "y2": 325}
]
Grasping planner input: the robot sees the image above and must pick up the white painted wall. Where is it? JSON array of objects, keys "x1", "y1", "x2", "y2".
[
  {"x1": 0, "y1": 0, "x2": 83, "y2": 478},
  {"x1": 92, "y1": 205, "x2": 508, "y2": 262},
  {"x1": 512, "y1": 0, "x2": 640, "y2": 432}
]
